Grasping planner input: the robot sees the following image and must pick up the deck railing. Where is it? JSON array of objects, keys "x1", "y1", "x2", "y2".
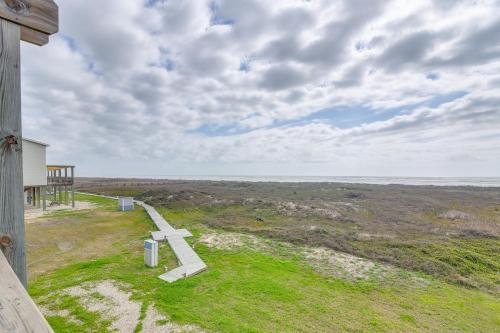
[
  {"x1": 0, "y1": 252, "x2": 53, "y2": 333},
  {"x1": 47, "y1": 176, "x2": 74, "y2": 186}
]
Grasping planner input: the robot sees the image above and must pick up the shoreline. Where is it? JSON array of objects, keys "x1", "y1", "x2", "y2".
[{"x1": 75, "y1": 176, "x2": 500, "y2": 188}]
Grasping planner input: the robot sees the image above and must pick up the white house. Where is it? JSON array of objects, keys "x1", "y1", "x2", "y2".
[
  {"x1": 22, "y1": 138, "x2": 76, "y2": 210},
  {"x1": 22, "y1": 138, "x2": 48, "y2": 207}
]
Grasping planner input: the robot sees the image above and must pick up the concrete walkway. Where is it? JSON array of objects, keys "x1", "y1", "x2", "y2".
[
  {"x1": 134, "y1": 201, "x2": 207, "y2": 282},
  {"x1": 77, "y1": 192, "x2": 207, "y2": 282}
]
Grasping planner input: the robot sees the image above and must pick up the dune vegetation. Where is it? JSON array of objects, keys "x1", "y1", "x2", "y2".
[{"x1": 26, "y1": 189, "x2": 500, "y2": 332}]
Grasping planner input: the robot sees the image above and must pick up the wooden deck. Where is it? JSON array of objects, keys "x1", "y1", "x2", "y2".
[{"x1": 0, "y1": 252, "x2": 53, "y2": 333}]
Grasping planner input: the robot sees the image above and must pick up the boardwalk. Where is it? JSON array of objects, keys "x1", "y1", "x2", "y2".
[
  {"x1": 77, "y1": 193, "x2": 207, "y2": 282},
  {"x1": 134, "y1": 201, "x2": 207, "y2": 282}
]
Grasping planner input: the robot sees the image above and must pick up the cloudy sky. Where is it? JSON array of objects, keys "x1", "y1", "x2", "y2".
[{"x1": 21, "y1": 0, "x2": 500, "y2": 177}]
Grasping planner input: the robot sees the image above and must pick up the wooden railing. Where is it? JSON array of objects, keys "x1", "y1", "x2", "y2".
[
  {"x1": 47, "y1": 176, "x2": 74, "y2": 186},
  {"x1": 0, "y1": 252, "x2": 53, "y2": 333}
]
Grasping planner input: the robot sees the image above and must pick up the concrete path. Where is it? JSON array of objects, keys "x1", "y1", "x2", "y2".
[
  {"x1": 77, "y1": 192, "x2": 207, "y2": 282},
  {"x1": 134, "y1": 201, "x2": 207, "y2": 282}
]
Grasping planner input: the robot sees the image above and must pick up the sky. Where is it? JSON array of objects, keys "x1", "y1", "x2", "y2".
[{"x1": 21, "y1": 0, "x2": 500, "y2": 177}]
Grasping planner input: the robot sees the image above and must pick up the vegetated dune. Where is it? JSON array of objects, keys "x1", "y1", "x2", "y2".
[
  {"x1": 29, "y1": 192, "x2": 499, "y2": 333},
  {"x1": 76, "y1": 177, "x2": 500, "y2": 294}
]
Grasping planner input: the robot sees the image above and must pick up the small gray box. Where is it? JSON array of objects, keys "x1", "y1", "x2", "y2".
[
  {"x1": 144, "y1": 239, "x2": 158, "y2": 267},
  {"x1": 118, "y1": 197, "x2": 134, "y2": 211}
]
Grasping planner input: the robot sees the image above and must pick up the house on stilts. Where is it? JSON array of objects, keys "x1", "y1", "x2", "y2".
[{"x1": 22, "y1": 138, "x2": 75, "y2": 210}]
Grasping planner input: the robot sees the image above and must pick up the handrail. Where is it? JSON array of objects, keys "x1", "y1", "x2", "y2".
[{"x1": 0, "y1": 252, "x2": 53, "y2": 333}]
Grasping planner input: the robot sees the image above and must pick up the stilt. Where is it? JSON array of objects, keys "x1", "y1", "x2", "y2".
[
  {"x1": 65, "y1": 185, "x2": 68, "y2": 206},
  {"x1": 37, "y1": 187, "x2": 41, "y2": 208},
  {"x1": 42, "y1": 186, "x2": 46, "y2": 211},
  {"x1": 58, "y1": 170, "x2": 62, "y2": 203},
  {"x1": 71, "y1": 167, "x2": 75, "y2": 208}
]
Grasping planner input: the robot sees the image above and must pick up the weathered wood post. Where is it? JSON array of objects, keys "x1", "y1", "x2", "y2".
[
  {"x1": 71, "y1": 166, "x2": 75, "y2": 207},
  {"x1": 64, "y1": 167, "x2": 67, "y2": 205},
  {"x1": 42, "y1": 185, "x2": 46, "y2": 210},
  {"x1": 37, "y1": 186, "x2": 41, "y2": 208},
  {"x1": 0, "y1": 0, "x2": 58, "y2": 287}
]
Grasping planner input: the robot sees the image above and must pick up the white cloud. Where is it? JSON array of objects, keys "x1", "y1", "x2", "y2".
[{"x1": 20, "y1": 0, "x2": 500, "y2": 177}]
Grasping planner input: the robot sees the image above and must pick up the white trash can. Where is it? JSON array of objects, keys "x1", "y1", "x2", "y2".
[{"x1": 144, "y1": 239, "x2": 158, "y2": 267}]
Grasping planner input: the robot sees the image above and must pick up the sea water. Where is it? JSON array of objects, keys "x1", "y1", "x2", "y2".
[{"x1": 142, "y1": 175, "x2": 500, "y2": 187}]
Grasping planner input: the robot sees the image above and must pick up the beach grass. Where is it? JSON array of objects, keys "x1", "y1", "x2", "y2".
[{"x1": 27, "y1": 194, "x2": 500, "y2": 332}]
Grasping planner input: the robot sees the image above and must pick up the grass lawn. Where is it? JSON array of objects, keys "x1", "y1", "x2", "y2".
[{"x1": 27, "y1": 194, "x2": 500, "y2": 332}]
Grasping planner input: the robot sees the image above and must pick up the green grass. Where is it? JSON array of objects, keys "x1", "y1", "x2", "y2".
[
  {"x1": 352, "y1": 237, "x2": 500, "y2": 292},
  {"x1": 26, "y1": 193, "x2": 180, "y2": 280},
  {"x1": 27, "y1": 195, "x2": 500, "y2": 332},
  {"x1": 74, "y1": 193, "x2": 119, "y2": 210},
  {"x1": 155, "y1": 204, "x2": 500, "y2": 295},
  {"x1": 30, "y1": 245, "x2": 500, "y2": 332}
]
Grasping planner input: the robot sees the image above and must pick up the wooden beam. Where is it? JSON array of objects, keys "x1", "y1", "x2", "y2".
[
  {"x1": 0, "y1": 0, "x2": 58, "y2": 35},
  {"x1": 20, "y1": 25, "x2": 47, "y2": 46},
  {"x1": 0, "y1": 19, "x2": 26, "y2": 286},
  {"x1": 0, "y1": 251, "x2": 54, "y2": 332}
]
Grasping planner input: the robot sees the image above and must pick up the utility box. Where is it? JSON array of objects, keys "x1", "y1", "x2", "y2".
[
  {"x1": 118, "y1": 197, "x2": 134, "y2": 211},
  {"x1": 144, "y1": 239, "x2": 158, "y2": 267}
]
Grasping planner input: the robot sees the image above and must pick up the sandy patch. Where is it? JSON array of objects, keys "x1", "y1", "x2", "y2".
[
  {"x1": 199, "y1": 232, "x2": 397, "y2": 280},
  {"x1": 25, "y1": 201, "x2": 97, "y2": 221},
  {"x1": 437, "y1": 210, "x2": 498, "y2": 237},
  {"x1": 57, "y1": 241, "x2": 74, "y2": 251},
  {"x1": 276, "y1": 201, "x2": 341, "y2": 219},
  {"x1": 199, "y1": 232, "x2": 263, "y2": 251},
  {"x1": 65, "y1": 281, "x2": 141, "y2": 333},
  {"x1": 356, "y1": 232, "x2": 397, "y2": 240},
  {"x1": 302, "y1": 247, "x2": 394, "y2": 280},
  {"x1": 59, "y1": 280, "x2": 204, "y2": 332},
  {"x1": 438, "y1": 210, "x2": 473, "y2": 221}
]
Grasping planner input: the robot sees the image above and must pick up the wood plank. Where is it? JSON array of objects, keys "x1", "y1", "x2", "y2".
[
  {"x1": 0, "y1": 0, "x2": 58, "y2": 35},
  {"x1": 20, "y1": 25, "x2": 47, "y2": 46},
  {"x1": 0, "y1": 19, "x2": 26, "y2": 286},
  {"x1": 0, "y1": 252, "x2": 54, "y2": 333}
]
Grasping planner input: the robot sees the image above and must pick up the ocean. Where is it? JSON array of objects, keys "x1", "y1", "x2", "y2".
[{"x1": 141, "y1": 175, "x2": 500, "y2": 187}]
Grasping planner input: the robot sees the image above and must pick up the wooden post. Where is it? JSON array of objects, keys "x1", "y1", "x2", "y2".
[
  {"x1": 58, "y1": 170, "x2": 61, "y2": 203},
  {"x1": 0, "y1": 1, "x2": 58, "y2": 329},
  {"x1": 64, "y1": 167, "x2": 68, "y2": 205},
  {"x1": 71, "y1": 166, "x2": 75, "y2": 208},
  {"x1": 42, "y1": 186, "x2": 46, "y2": 211},
  {"x1": 37, "y1": 187, "x2": 41, "y2": 208},
  {"x1": 0, "y1": 18, "x2": 26, "y2": 286}
]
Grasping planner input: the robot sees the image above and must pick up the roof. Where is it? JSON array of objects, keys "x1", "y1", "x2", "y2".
[{"x1": 22, "y1": 138, "x2": 50, "y2": 147}]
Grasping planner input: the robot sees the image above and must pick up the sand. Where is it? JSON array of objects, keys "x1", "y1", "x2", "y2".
[{"x1": 24, "y1": 201, "x2": 97, "y2": 221}]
